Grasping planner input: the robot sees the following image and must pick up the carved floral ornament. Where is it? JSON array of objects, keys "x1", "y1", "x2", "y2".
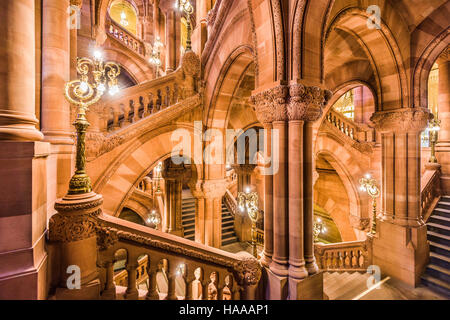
[
  {"x1": 370, "y1": 108, "x2": 432, "y2": 133},
  {"x1": 250, "y1": 84, "x2": 332, "y2": 123}
]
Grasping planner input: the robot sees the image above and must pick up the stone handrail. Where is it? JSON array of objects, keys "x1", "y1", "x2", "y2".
[
  {"x1": 96, "y1": 214, "x2": 262, "y2": 300},
  {"x1": 106, "y1": 13, "x2": 146, "y2": 57},
  {"x1": 323, "y1": 109, "x2": 375, "y2": 153},
  {"x1": 314, "y1": 239, "x2": 372, "y2": 272},
  {"x1": 101, "y1": 72, "x2": 179, "y2": 132},
  {"x1": 421, "y1": 166, "x2": 441, "y2": 222},
  {"x1": 223, "y1": 189, "x2": 238, "y2": 218}
]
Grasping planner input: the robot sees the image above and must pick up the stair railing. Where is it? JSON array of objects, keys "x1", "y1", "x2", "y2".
[
  {"x1": 97, "y1": 214, "x2": 262, "y2": 300},
  {"x1": 314, "y1": 238, "x2": 373, "y2": 272},
  {"x1": 223, "y1": 189, "x2": 238, "y2": 217},
  {"x1": 106, "y1": 13, "x2": 146, "y2": 57},
  {"x1": 421, "y1": 166, "x2": 441, "y2": 222}
]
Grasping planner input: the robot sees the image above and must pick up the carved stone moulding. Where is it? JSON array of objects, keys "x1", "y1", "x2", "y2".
[
  {"x1": 188, "y1": 179, "x2": 228, "y2": 199},
  {"x1": 250, "y1": 84, "x2": 288, "y2": 124},
  {"x1": 370, "y1": 107, "x2": 432, "y2": 133},
  {"x1": 49, "y1": 192, "x2": 103, "y2": 243}
]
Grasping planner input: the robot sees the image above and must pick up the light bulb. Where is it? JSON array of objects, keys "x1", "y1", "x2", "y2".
[
  {"x1": 317, "y1": 217, "x2": 322, "y2": 223},
  {"x1": 245, "y1": 186, "x2": 250, "y2": 193},
  {"x1": 79, "y1": 81, "x2": 88, "y2": 93},
  {"x1": 93, "y1": 50, "x2": 102, "y2": 60},
  {"x1": 97, "y1": 83, "x2": 106, "y2": 92},
  {"x1": 365, "y1": 173, "x2": 372, "y2": 179},
  {"x1": 120, "y1": 11, "x2": 126, "y2": 20},
  {"x1": 109, "y1": 85, "x2": 119, "y2": 96}
]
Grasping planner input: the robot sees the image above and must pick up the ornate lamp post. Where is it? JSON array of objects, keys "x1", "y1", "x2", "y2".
[
  {"x1": 155, "y1": 161, "x2": 163, "y2": 192},
  {"x1": 359, "y1": 173, "x2": 380, "y2": 235},
  {"x1": 149, "y1": 36, "x2": 163, "y2": 78},
  {"x1": 176, "y1": 0, "x2": 194, "y2": 51},
  {"x1": 428, "y1": 113, "x2": 441, "y2": 163},
  {"x1": 238, "y1": 186, "x2": 259, "y2": 257},
  {"x1": 64, "y1": 50, "x2": 120, "y2": 195}
]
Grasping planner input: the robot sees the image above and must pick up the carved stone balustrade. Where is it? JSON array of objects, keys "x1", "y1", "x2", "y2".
[
  {"x1": 314, "y1": 239, "x2": 373, "y2": 272},
  {"x1": 106, "y1": 13, "x2": 145, "y2": 57},
  {"x1": 97, "y1": 214, "x2": 262, "y2": 300}
]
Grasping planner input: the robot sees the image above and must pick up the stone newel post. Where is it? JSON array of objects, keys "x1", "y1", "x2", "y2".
[{"x1": 49, "y1": 192, "x2": 103, "y2": 299}]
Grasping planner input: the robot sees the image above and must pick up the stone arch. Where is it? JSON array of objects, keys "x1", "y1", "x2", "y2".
[
  {"x1": 315, "y1": 134, "x2": 372, "y2": 239},
  {"x1": 323, "y1": 7, "x2": 408, "y2": 111},
  {"x1": 411, "y1": 2, "x2": 450, "y2": 108},
  {"x1": 206, "y1": 46, "x2": 255, "y2": 130},
  {"x1": 102, "y1": 47, "x2": 153, "y2": 83},
  {"x1": 96, "y1": 124, "x2": 202, "y2": 215}
]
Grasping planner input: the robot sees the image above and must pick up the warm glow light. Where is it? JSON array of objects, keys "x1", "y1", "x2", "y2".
[
  {"x1": 93, "y1": 50, "x2": 102, "y2": 60},
  {"x1": 317, "y1": 218, "x2": 322, "y2": 223},
  {"x1": 97, "y1": 83, "x2": 105, "y2": 92},
  {"x1": 109, "y1": 85, "x2": 119, "y2": 96},
  {"x1": 79, "y1": 81, "x2": 88, "y2": 93},
  {"x1": 245, "y1": 186, "x2": 250, "y2": 194},
  {"x1": 365, "y1": 173, "x2": 372, "y2": 179}
]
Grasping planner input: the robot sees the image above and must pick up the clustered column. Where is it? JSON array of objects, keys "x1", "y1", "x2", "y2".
[
  {"x1": 370, "y1": 107, "x2": 431, "y2": 286},
  {"x1": 251, "y1": 83, "x2": 331, "y2": 299}
]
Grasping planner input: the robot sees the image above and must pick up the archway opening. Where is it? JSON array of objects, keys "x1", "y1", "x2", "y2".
[{"x1": 109, "y1": 0, "x2": 138, "y2": 35}]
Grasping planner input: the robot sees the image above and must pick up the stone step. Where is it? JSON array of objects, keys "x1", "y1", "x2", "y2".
[
  {"x1": 429, "y1": 241, "x2": 450, "y2": 258},
  {"x1": 427, "y1": 231, "x2": 450, "y2": 247},
  {"x1": 222, "y1": 237, "x2": 238, "y2": 246},
  {"x1": 421, "y1": 274, "x2": 450, "y2": 298},
  {"x1": 437, "y1": 201, "x2": 450, "y2": 211},
  {"x1": 430, "y1": 252, "x2": 450, "y2": 270},
  {"x1": 429, "y1": 215, "x2": 450, "y2": 228},
  {"x1": 434, "y1": 207, "x2": 450, "y2": 218},
  {"x1": 425, "y1": 264, "x2": 450, "y2": 283},
  {"x1": 428, "y1": 222, "x2": 450, "y2": 237}
]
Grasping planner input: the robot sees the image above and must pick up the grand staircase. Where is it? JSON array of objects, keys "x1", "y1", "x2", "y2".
[
  {"x1": 181, "y1": 191, "x2": 238, "y2": 245},
  {"x1": 421, "y1": 195, "x2": 450, "y2": 298},
  {"x1": 181, "y1": 191, "x2": 196, "y2": 241},
  {"x1": 221, "y1": 200, "x2": 238, "y2": 246}
]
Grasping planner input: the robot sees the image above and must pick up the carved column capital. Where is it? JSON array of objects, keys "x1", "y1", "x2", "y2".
[
  {"x1": 189, "y1": 179, "x2": 228, "y2": 199},
  {"x1": 251, "y1": 85, "x2": 289, "y2": 123},
  {"x1": 288, "y1": 84, "x2": 332, "y2": 122},
  {"x1": 349, "y1": 215, "x2": 370, "y2": 231},
  {"x1": 370, "y1": 108, "x2": 432, "y2": 133}
]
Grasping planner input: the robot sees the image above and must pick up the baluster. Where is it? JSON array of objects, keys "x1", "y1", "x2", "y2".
[
  {"x1": 166, "y1": 86, "x2": 171, "y2": 106},
  {"x1": 101, "y1": 260, "x2": 116, "y2": 299},
  {"x1": 139, "y1": 96, "x2": 145, "y2": 118},
  {"x1": 125, "y1": 262, "x2": 139, "y2": 299},
  {"x1": 113, "y1": 105, "x2": 121, "y2": 129},
  {"x1": 350, "y1": 128, "x2": 354, "y2": 139},
  {"x1": 358, "y1": 250, "x2": 364, "y2": 268},
  {"x1": 338, "y1": 251, "x2": 344, "y2": 268},
  {"x1": 343, "y1": 250, "x2": 349, "y2": 269},
  {"x1": 325, "y1": 252, "x2": 331, "y2": 269},
  {"x1": 146, "y1": 259, "x2": 160, "y2": 300},
  {"x1": 165, "y1": 261, "x2": 178, "y2": 300},
  {"x1": 173, "y1": 83, "x2": 179, "y2": 103},
  {"x1": 207, "y1": 272, "x2": 219, "y2": 300},
  {"x1": 345, "y1": 125, "x2": 349, "y2": 136},
  {"x1": 222, "y1": 275, "x2": 232, "y2": 300}
]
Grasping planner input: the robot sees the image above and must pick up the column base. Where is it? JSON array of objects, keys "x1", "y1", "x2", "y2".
[
  {"x1": 372, "y1": 220, "x2": 429, "y2": 287},
  {"x1": 265, "y1": 267, "x2": 288, "y2": 299},
  {"x1": 288, "y1": 272, "x2": 324, "y2": 300},
  {"x1": 55, "y1": 279, "x2": 101, "y2": 300}
]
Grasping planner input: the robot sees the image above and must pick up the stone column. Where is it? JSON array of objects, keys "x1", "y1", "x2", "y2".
[
  {"x1": 286, "y1": 84, "x2": 307, "y2": 281},
  {"x1": 162, "y1": 162, "x2": 185, "y2": 236},
  {"x1": 0, "y1": 0, "x2": 48, "y2": 299},
  {"x1": 0, "y1": 0, "x2": 43, "y2": 141},
  {"x1": 370, "y1": 108, "x2": 431, "y2": 286},
  {"x1": 153, "y1": 0, "x2": 160, "y2": 40},
  {"x1": 190, "y1": 180, "x2": 227, "y2": 248},
  {"x1": 165, "y1": 10, "x2": 177, "y2": 73},
  {"x1": 437, "y1": 49, "x2": 450, "y2": 192},
  {"x1": 191, "y1": 0, "x2": 210, "y2": 55}
]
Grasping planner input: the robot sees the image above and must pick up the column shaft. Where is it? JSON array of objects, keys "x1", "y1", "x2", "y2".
[
  {"x1": 0, "y1": 0, "x2": 43, "y2": 141},
  {"x1": 269, "y1": 121, "x2": 289, "y2": 275},
  {"x1": 288, "y1": 120, "x2": 307, "y2": 279}
]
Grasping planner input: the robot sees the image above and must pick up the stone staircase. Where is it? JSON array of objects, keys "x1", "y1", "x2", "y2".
[
  {"x1": 323, "y1": 271, "x2": 371, "y2": 300},
  {"x1": 181, "y1": 191, "x2": 238, "y2": 245},
  {"x1": 221, "y1": 200, "x2": 238, "y2": 246},
  {"x1": 421, "y1": 195, "x2": 450, "y2": 298},
  {"x1": 181, "y1": 192, "x2": 196, "y2": 241}
]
